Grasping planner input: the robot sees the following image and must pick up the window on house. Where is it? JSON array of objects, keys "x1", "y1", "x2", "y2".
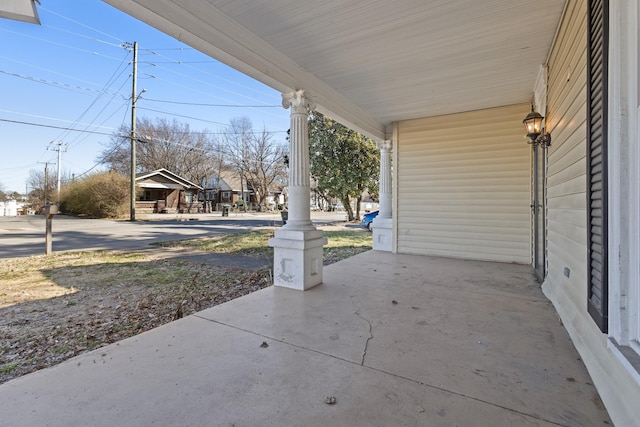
[{"x1": 222, "y1": 191, "x2": 230, "y2": 200}]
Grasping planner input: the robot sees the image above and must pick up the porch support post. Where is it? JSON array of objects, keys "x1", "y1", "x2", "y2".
[
  {"x1": 373, "y1": 140, "x2": 393, "y2": 251},
  {"x1": 269, "y1": 90, "x2": 327, "y2": 290}
]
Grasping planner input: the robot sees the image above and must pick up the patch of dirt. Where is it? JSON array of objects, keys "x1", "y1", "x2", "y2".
[{"x1": 0, "y1": 252, "x2": 272, "y2": 384}]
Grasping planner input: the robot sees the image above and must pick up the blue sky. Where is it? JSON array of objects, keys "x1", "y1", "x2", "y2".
[{"x1": 0, "y1": 0, "x2": 290, "y2": 193}]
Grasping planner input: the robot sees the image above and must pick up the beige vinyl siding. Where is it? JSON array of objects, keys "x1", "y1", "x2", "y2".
[
  {"x1": 544, "y1": 0, "x2": 588, "y2": 311},
  {"x1": 542, "y1": 2, "x2": 640, "y2": 424},
  {"x1": 396, "y1": 104, "x2": 531, "y2": 263}
]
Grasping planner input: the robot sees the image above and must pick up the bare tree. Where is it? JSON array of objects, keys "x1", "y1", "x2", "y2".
[
  {"x1": 222, "y1": 117, "x2": 287, "y2": 211},
  {"x1": 99, "y1": 117, "x2": 216, "y2": 185},
  {"x1": 245, "y1": 129, "x2": 287, "y2": 211},
  {"x1": 222, "y1": 117, "x2": 252, "y2": 209},
  {"x1": 209, "y1": 138, "x2": 227, "y2": 197},
  {"x1": 27, "y1": 168, "x2": 62, "y2": 207}
]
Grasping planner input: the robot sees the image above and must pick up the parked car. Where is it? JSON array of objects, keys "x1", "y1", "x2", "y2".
[{"x1": 361, "y1": 210, "x2": 379, "y2": 231}]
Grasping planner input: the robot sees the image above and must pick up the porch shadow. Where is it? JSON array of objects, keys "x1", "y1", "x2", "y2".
[{"x1": 0, "y1": 251, "x2": 611, "y2": 426}]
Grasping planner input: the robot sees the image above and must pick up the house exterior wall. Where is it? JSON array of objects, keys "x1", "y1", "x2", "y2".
[
  {"x1": 395, "y1": 104, "x2": 531, "y2": 263},
  {"x1": 542, "y1": 0, "x2": 640, "y2": 424},
  {"x1": 166, "y1": 189, "x2": 180, "y2": 209},
  {"x1": 544, "y1": 0, "x2": 588, "y2": 315}
]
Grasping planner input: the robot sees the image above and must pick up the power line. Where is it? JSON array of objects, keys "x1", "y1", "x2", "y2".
[
  {"x1": 2, "y1": 40, "x2": 281, "y2": 130},
  {"x1": 0, "y1": 69, "x2": 125, "y2": 97},
  {"x1": 142, "y1": 97, "x2": 280, "y2": 108},
  {"x1": 143, "y1": 48, "x2": 276, "y2": 99},
  {"x1": 0, "y1": 28, "x2": 127, "y2": 62},
  {"x1": 0, "y1": 118, "x2": 116, "y2": 136},
  {"x1": 43, "y1": 24, "x2": 124, "y2": 48},
  {"x1": 61, "y1": 53, "x2": 132, "y2": 148},
  {"x1": 0, "y1": 55, "x2": 120, "y2": 92},
  {"x1": 2, "y1": 14, "x2": 282, "y2": 118},
  {"x1": 1, "y1": 117, "x2": 287, "y2": 136},
  {"x1": 66, "y1": 96, "x2": 129, "y2": 150},
  {"x1": 141, "y1": 60, "x2": 216, "y2": 64},
  {"x1": 0, "y1": 162, "x2": 40, "y2": 172},
  {"x1": 136, "y1": 106, "x2": 232, "y2": 127},
  {"x1": 141, "y1": 47, "x2": 197, "y2": 51},
  {"x1": 0, "y1": 111, "x2": 121, "y2": 130},
  {"x1": 40, "y1": 6, "x2": 125, "y2": 44},
  {"x1": 74, "y1": 138, "x2": 128, "y2": 179},
  {"x1": 142, "y1": 60, "x2": 277, "y2": 107}
]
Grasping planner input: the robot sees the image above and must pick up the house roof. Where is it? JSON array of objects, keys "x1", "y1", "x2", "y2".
[
  {"x1": 135, "y1": 168, "x2": 203, "y2": 190},
  {"x1": 217, "y1": 170, "x2": 251, "y2": 193},
  {"x1": 104, "y1": 0, "x2": 565, "y2": 140}
]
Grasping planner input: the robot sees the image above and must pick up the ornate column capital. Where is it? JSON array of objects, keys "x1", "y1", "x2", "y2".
[
  {"x1": 377, "y1": 140, "x2": 392, "y2": 151},
  {"x1": 282, "y1": 90, "x2": 316, "y2": 114}
]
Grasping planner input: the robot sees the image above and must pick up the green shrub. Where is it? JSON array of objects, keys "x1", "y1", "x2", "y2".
[{"x1": 60, "y1": 172, "x2": 128, "y2": 218}]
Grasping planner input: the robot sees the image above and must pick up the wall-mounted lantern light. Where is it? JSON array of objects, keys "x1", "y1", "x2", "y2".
[{"x1": 523, "y1": 107, "x2": 551, "y2": 147}]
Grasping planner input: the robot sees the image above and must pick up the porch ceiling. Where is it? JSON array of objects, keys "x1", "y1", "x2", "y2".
[{"x1": 104, "y1": 0, "x2": 565, "y2": 140}]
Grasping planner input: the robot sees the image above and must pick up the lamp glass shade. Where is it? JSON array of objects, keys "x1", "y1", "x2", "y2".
[{"x1": 523, "y1": 109, "x2": 544, "y2": 139}]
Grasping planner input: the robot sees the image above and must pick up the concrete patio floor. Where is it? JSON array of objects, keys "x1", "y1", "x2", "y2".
[{"x1": 0, "y1": 251, "x2": 611, "y2": 426}]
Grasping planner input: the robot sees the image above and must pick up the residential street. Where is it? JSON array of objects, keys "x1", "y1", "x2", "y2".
[{"x1": 0, "y1": 212, "x2": 348, "y2": 258}]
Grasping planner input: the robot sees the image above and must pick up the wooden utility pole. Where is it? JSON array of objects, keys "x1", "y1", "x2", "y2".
[
  {"x1": 49, "y1": 141, "x2": 65, "y2": 202},
  {"x1": 130, "y1": 41, "x2": 138, "y2": 221},
  {"x1": 37, "y1": 161, "x2": 51, "y2": 205}
]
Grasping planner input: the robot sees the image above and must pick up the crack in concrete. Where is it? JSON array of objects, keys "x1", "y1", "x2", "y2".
[
  {"x1": 350, "y1": 295, "x2": 373, "y2": 366},
  {"x1": 195, "y1": 315, "x2": 567, "y2": 426}
]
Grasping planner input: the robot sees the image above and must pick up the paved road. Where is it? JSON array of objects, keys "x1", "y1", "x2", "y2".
[{"x1": 0, "y1": 212, "x2": 348, "y2": 258}]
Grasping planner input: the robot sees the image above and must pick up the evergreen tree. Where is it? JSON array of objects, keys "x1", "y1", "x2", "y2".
[{"x1": 308, "y1": 111, "x2": 379, "y2": 221}]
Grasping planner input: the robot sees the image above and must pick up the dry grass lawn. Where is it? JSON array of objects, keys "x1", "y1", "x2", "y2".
[{"x1": 0, "y1": 228, "x2": 371, "y2": 384}]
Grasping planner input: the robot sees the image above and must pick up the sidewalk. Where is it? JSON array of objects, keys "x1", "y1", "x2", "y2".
[{"x1": 136, "y1": 210, "x2": 348, "y2": 222}]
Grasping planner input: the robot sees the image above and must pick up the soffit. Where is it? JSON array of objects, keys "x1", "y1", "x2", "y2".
[{"x1": 104, "y1": 0, "x2": 565, "y2": 140}]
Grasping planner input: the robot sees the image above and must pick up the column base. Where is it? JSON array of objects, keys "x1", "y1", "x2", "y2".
[
  {"x1": 372, "y1": 217, "x2": 393, "y2": 252},
  {"x1": 269, "y1": 229, "x2": 328, "y2": 290}
]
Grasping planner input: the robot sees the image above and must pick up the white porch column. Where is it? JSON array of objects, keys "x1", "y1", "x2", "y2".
[
  {"x1": 269, "y1": 90, "x2": 327, "y2": 290},
  {"x1": 373, "y1": 140, "x2": 393, "y2": 251}
]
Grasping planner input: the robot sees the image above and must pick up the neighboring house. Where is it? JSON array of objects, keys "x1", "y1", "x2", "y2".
[
  {"x1": 265, "y1": 183, "x2": 285, "y2": 209},
  {"x1": 106, "y1": 1, "x2": 640, "y2": 424},
  {"x1": 199, "y1": 170, "x2": 284, "y2": 208},
  {"x1": 0, "y1": 200, "x2": 22, "y2": 216},
  {"x1": 135, "y1": 168, "x2": 202, "y2": 213},
  {"x1": 218, "y1": 170, "x2": 253, "y2": 206},
  {"x1": 201, "y1": 170, "x2": 257, "y2": 208}
]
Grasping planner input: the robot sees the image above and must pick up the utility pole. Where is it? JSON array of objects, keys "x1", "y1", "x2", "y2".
[
  {"x1": 51, "y1": 141, "x2": 62, "y2": 203},
  {"x1": 37, "y1": 161, "x2": 52, "y2": 205},
  {"x1": 49, "y1": 141, "x2": 65, "y2": 202},
  {"x1": 130, "y1": 41, "x2": 138, "y2": 221},
  {"x1": 124, "y1": 41, "x2": 145, "y2": 221}
]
